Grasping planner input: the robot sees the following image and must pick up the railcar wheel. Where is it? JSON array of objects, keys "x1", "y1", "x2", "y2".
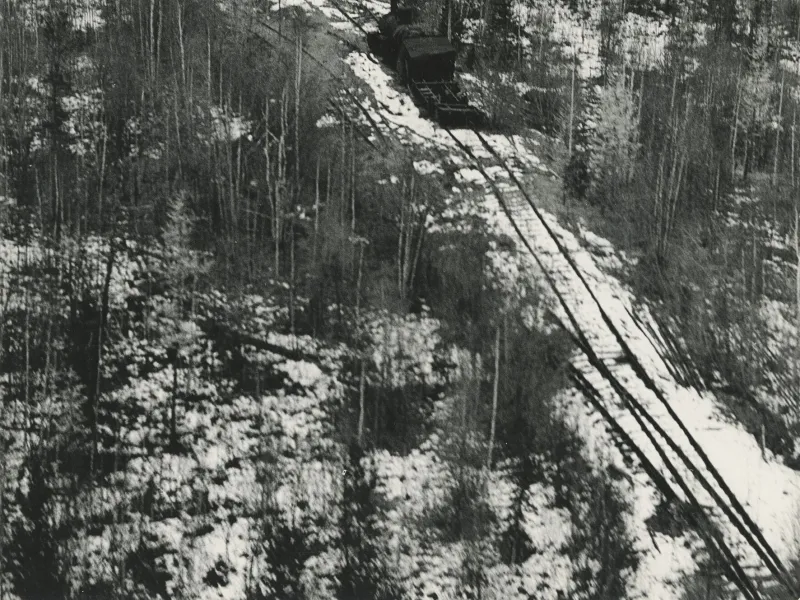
[
  {"x1": 396, "y1": 49, "x2": 410, "y2": 86},
  {"x1": 366, "y1": 32, "x2": 380, "y2": 55}
]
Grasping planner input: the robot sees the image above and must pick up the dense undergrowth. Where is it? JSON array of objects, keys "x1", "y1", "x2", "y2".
[
  {"x1": 10, "y1": 0, "x2": 800, "y2": 595},
  {"x1": 0, "y1": 206, "x2": 639, "y2": 599}
]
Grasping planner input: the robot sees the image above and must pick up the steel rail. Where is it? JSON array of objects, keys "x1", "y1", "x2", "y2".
[
  {"x1": 473, "y1": 128, "x2": 795, "y2": 596},
  {"x1": 442, "y1": 125, "x2": 764, "y2": 600}
]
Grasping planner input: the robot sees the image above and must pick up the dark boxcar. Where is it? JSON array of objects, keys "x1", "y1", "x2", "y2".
[
  {"x1": 400, "y1": 37, "x2": 456, "y2": 83},
  {"x1": 367, "y1": 1, "x2": 483, "y2": 127}
]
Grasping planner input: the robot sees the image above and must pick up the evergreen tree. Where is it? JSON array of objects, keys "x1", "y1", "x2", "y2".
[
  {"x1": 568, "y1": 470, "x2": 638, "y2": 600},
  {"x1": 498, "y1": 453, "x2": 537, "y2": 565},
  {"x1": 8, "y1": 448, "x2": 71, "y2": 600},
  {"x1": 707, "y1": 0, "x2": 739, "y2": 41},
  {"x1": 249, "y1": 502, "x2": 316, "y2": 600},
  {"x1": 337, "y1": 440, "x2": 403, "y2": 600},
  {"x1": 598, "y1": 0, "x2": 624, "y2": 81}
]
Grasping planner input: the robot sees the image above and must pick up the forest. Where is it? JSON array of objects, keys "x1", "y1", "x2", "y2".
[{"x1": 2, "y1": 0, "x2": 800, "y2": 598}]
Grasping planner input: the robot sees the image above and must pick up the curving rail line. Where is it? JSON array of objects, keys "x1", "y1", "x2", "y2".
[{"x1": 249, "y1": 4, "x2": 798, "y2": 599}]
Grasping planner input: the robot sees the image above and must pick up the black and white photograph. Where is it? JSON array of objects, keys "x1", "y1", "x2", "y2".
[{"x1": 1, "y1": 0, "x2": 800, "y2": 598}]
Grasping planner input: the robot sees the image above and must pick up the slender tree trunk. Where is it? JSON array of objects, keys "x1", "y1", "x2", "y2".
[
  {"x1": 219, "y1": 54, "x2": 224, "y2": 106},
  {"x1": 795, "y1": 201, "x2": 800, "y2": 403},
  {"x1": 487, "y1": 324, "x2": 501, "y2": 469},
  {"x1": 314, "y1": 156, "x2": 320, "y2": 263},
  {"x1": 237, "y1": 94, "x2": 244, "y2": 211},
  {"x1": 447, "y1": 0, "x2": 452, "y2": 40},
  {"x1": 156, "y1": 0, "x2": 163, "y2": 82},
  {"x1": 773, "y1": 71, "x2": 785, "y2": 187},
  {"x1": 295, "y1": 36, "x2": 302, "y2": 195},
  {"x1": 207, "y1": 25, "x2": 213, "y2": 100},
  {"x1": 171, "y1": 354, "x2": 179, "y2": 447},
  {"x1": 290, "y1": 219, "x2": 295, "y2": 336},
  {"x1": 408, "y1": 209, "x2": 428, "y2": 298},
  {"x1": 266, "y1": 96, "x2": 273, "y2": 248},
  {"x1": 377, "y1": 322, "x2": 390, "y2": 441},
  {"x1": 227, "y1": 104, "x2": 237, "y2": 237},
  {"x1": 568, "y1": 58, "x2": 575, "y2": 155},
  {"x1": 791, "y1": 109, "x2": 797, "y2": 190},
  {"x1": 22, "y1": 273, "x2": 30, "y2": 439},
  {"x1": 654, "y1": 150, "x2": 665, "y2": 256},
  {"x1": 326, "y1": 159, "x2": 332, "y2": 214},
  {"x1": 177, "y1": 0, "x2": 186, "y2": 88},
  {"x1": 357, "y1": 358, "x2": 366, "y2": 444},
  {"x1": 275, "y1": 87, "x2": 289, "y2": 276},
  {"x1": 98, "y1": 115, "x2": 108, "y2": 230},
  {"x1": 744, "y1": 109, "x2": 755, "y2": 182},
  {"x1": 355, "y1": 239, "x2": 366, "y2": 445},
  {"x1": 464, "y1": 351, "x2": 475, "y2": 431},
  {"x1": 752, "y1": 220, "x2": 758, "y2": 302},
  {"x1": 149, "y1": 0, "x2": 156, "y2": 80},
  {"x1": 355, "y1": 242, "x2": 365, "y2": 320},
  {"x1": 397, "y1": 179, "x2": 406, "y2": 297},
  {"x1": 53, "y1": 152, "x2": 62, "y2": 241},
  {"x1": 731, "y1": 74, "x2": 741, "y2": 182},
  {"x1": 340, "y1": 118, "x2": 347, "y2": 225},
  {"x1": 665, "y1": 151, "x2": 687, "y2": 247},
  {"x1": 350, "y1": 126, "x2": 356, "y2": 233},
  {"x1": 401, "y1": 175, "x2": 415, "y2": 298}
]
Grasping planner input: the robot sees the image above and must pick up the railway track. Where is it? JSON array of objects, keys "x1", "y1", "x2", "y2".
[
  {"x1": 447, "y1": 141, "x2": 797, "y2": 600},
  {"x1": 251, "y1": 3, "x2": 799, "y2": 598},
  {"x1": 494, "y1": 185, "x2": 787, "y2": 600}
]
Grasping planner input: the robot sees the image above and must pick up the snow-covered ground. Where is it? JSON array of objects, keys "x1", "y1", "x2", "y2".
[
  {"x1": 0, "y1": 238, "x2": 349, "y2": 598},
  {"x1": 6, "y1": 0, "x2": 106, "y2": 31},
  {"x1": 0, "y1": 228, "x2": 603, "y2": 598},
  {"x1": 4, "y1": 0, "x2": 800, "y2": 598},
  {"x1": 513, "y1": 0, "x2": 682, "y2": 78}
]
